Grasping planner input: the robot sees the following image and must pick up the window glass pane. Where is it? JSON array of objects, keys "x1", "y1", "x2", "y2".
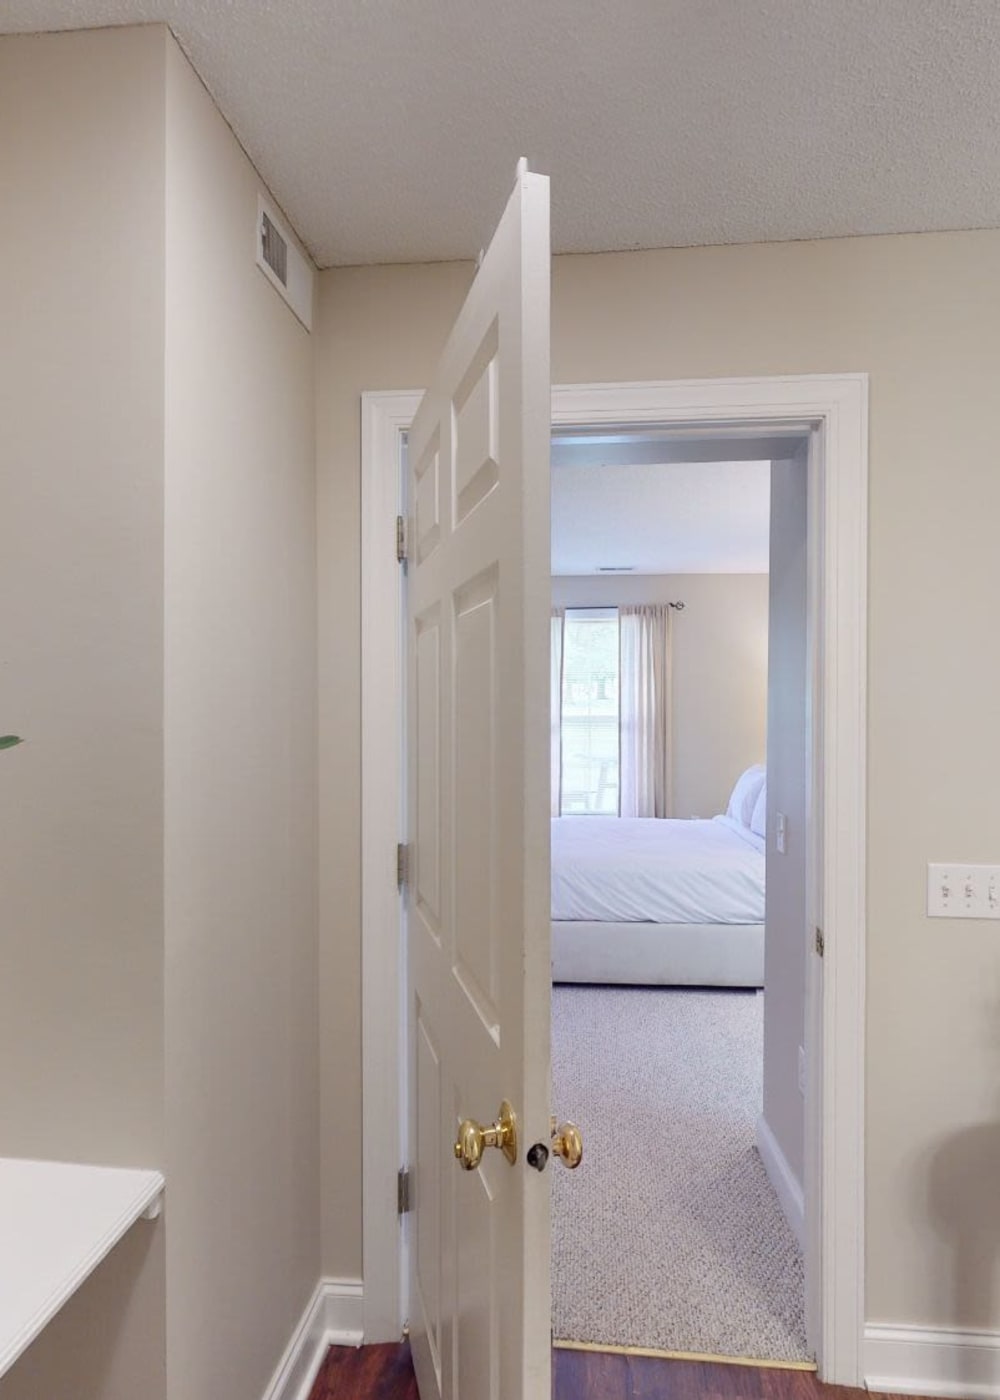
[{"x1": 560, "y1": 610, "x2": 619, "y2": 814}]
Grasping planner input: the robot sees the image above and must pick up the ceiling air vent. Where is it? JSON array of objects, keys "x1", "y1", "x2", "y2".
[
  {"x1": 256, "y1": 194, "x2": 314, "y2": 331},
  {"x1": 597, "y1": 565, "x2": 635, "y2": 573}
]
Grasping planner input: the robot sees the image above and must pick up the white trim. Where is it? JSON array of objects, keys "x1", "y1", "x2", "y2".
[
  {"x1": 552, "y1": 375, "x2": 867, "y2": 1386},
  {"x1": 360, "y1": 391, "x2": 422, "y2": 1342},
  {"x1": 321, "y1": 1277, "x2": 366, "y2": 1346},
  {"x1": 803, "y1": 425, "x2": 824, "y2": 1360},
  {"x1": 865, "y1": 1324, "x2": 1000, "y2": 1398},
  {"x1": 259, "y1": 1280, "x2": 328, "y2": 1400},
  {"x1": 260, "y1": 1278, "x2": 364, "y2": 1400},
  {"x1": 756, "y1": 1114, "x2": 805, "y2": 1251},
  {"x1": 360, "y1": 373, "x2": 868, "y2": 1387}
]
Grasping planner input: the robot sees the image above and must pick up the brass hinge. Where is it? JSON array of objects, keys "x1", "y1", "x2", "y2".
[
  {"x1": 815, "y1": 926, "x2": 825, "y2": 957},
  {"x1": 396, "y1": 515, "x2": 408, "y2": 563},
  {"x1": 396, "y1": 842, "x2": 409, "y2": 890},
  {"x1": 397, "y1": 1167, "x2": 411, "y2": 1215}
]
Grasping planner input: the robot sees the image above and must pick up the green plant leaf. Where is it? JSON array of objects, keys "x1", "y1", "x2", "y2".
[{"x1": 0, "y1": 736, "x2": 23, "y2": 750}]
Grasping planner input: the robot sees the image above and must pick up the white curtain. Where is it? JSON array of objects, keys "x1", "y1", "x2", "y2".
[
  {"x1": 550, "y1": 609, "x2": 565, "y2": 816},
  {"x1": 619, "y1": 604, "x2": 672, "y2": 818}
]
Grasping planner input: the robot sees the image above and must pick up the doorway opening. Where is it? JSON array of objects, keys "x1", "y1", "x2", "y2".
[
  {"x1": 549, "y1": 425, "x2": 810, "y2": 1363},
  {"x1": 358, "y1": 374, "x2": 867, "y2": 1387}
]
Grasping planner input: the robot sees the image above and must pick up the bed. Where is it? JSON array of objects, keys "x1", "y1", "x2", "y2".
[{"x1": 551, "y1": 767, "x2": 767, "y2": 987}]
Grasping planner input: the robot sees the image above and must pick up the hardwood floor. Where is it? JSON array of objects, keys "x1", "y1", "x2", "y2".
[
  {"x1": 310, "y1": 1342, "x2": 932, "y2": 1400},
  {"x1": 309, "y1": 1341, "x2": 419, "y2": 1399}
]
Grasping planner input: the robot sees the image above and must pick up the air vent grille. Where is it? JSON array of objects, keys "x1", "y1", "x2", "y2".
[
  {"x1": 261, "y1": 210, "x2": 288, "y2": 287},
  {"x1": 255, "y1": 194, "x2": 314, "y2": 331},
  {"x1": 597, "y1": 565, "x2": 635, "y2": 573}
]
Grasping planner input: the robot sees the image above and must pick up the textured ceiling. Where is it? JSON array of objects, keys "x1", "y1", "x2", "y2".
[
  {"x1": 4, "y1": 1, "x2": 1000, "y2": 267},
  {"x1": 551, "y1": 458, "x2": 772, "y2": 576}
]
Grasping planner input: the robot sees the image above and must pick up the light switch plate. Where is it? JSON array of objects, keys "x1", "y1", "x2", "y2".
[{"x1": 927, "y1": 863, "x2": 1000, "y2": 918}]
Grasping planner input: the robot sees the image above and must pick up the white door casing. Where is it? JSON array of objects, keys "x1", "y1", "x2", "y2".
[
  {"x1": 550, "y1": 380, "x2": 867, "y2": 1385},
  {"x1": 404, "y1": 164, "x2": 552, "y2": 1400}
]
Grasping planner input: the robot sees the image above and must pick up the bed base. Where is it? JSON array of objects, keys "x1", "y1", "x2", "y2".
[{"x1": 551, "y1": 920, "x2": 764, "y2": 988}]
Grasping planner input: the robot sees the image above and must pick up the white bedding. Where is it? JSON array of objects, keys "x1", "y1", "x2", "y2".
[{"x1": 551, "y1": 815, "x2": 765, "y2": 925}]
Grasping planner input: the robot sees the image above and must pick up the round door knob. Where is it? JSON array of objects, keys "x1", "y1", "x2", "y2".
[
  {"x1": 454, "y1": 1100, "x2": 518, "y2": 1171},
  {"x1": 454, "y1": 1119, "x2": 486, "y2": 1171},
  {"x1": 551, "y1": 1120, "x2": 583, "y2": 1170}
]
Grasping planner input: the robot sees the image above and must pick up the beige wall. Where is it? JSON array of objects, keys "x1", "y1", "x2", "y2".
[
  {"x1": 316, "y1": 228, "x2": 1000, "y2": 1329},
  {"x1": 551, "y1": 573, "x2": 768, "y2": 818},
  {"x1": 0, "y1": 28, "x2": 168, "y2": 1398},
  {"x1": 761, "y1": 456, "x2": 809, "y2": 1188},
  {"x1": 163, "y1": 36, "x2": 320, "y2": 1400},
  {"x1": 0, "y1": 27, "x2": 319, "y2": 1399}
]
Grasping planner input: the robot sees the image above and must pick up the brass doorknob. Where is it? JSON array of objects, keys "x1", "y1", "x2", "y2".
[
  {"x1": 454, "y1": 1099, "x2": 518, "y2": 1171},
  {"x1": 550, "y1": 1119, "x2": 583, "y2": 1169}
]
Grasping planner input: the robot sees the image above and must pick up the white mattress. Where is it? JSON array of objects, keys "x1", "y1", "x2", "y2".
[{"x1": 551, "y1": 815, "x2": 765, "y2": 925}]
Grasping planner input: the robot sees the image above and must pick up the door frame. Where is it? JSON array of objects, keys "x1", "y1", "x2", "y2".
[{"x1": 360, "y1": 374, "x2": 868, "y2": 1385}]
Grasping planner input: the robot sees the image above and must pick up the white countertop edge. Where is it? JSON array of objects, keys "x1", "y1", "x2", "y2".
[{"x1": 0, "y1": 1162, "x2": 165, "y2": 1379}]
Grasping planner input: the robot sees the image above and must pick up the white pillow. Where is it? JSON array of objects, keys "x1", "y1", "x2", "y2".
[
  {"x1": 750, "y1": 781, "x2": 767, "y2": 839},
  {"x1": 726, "y1": 764, "x2": 766, "y2": 827}
]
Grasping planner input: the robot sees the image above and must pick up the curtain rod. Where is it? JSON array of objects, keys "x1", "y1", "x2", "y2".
[{"x1": 558, "y1": 600, "x2": 686, "y2": 611}]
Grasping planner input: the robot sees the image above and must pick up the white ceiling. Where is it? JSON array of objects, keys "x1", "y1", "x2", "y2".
[
  {"x1": 551, "y1": 457, "x2": 772, "y2": 576},
  {"x1": 4, "y1": 1, "x2": 1000, "y2": 267}
]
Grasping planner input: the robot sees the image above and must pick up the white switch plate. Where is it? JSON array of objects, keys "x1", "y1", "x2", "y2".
[
  {"x1": 927, "y1": 863, "x2": 1000, "y2": 918},
  {"x1": 776, "y1": 812, "x2": 787, "y2": 855}
]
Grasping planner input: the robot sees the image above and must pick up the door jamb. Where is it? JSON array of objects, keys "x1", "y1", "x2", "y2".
[
  {"x1": 360, "y1": 389, "x2": 422, "y2": 1344},
  {"x1": 360, "y1": 375, "x2": 868, "y2": 1385}
]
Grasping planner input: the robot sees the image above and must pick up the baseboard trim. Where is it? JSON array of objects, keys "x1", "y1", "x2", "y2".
[
  {"x1": 261, "y1": 1277, "x2": 365, "y2": 1400},
  {"x1": 865, "y1": 1323, "x2": 1000, "y2": 1398},
  {"x1": 322, "y1": 1277, "x2": 365, "y2": 1346},
  {"x1": 755, "y1": 1114, "x2": 804, "y2": 1251}
]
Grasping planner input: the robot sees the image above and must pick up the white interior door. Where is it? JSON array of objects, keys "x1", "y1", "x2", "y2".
[{"x1": 405, "y1": 163, "x2": 552, "y2": 1400}]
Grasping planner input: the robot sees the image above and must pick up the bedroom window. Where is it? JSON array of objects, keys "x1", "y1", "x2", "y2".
[{"x1": 558, "y1": 608, "x2": 620, "y2": 814}]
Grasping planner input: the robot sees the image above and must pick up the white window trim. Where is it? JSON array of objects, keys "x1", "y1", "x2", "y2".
[{"x1": 359, "y1": 375, "x2": 868, "y2": 1386}]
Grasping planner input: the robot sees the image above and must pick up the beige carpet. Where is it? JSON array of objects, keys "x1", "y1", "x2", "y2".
[{"x1": 551, "y1": 985, "x2": 809, "y2": 1361}]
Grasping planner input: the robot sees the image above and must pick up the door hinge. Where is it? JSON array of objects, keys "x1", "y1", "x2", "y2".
[
  {"x1": 396, "y1": 842, "x2": 409, "y2": 890},
  {"x1": 396, "y1": 514, "x2": 408, "y2": 563},
  {"x1": 397, "y1": 1167, "x2": 411, "y2": 1215},
  {"x1": 815, "y1": 926, "x2": 825, "y2": 958}
]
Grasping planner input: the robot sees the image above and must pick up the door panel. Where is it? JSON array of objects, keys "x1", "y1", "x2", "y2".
[{"x1": 406, "y1": 165, "x2": 551, "y2": 1400}]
